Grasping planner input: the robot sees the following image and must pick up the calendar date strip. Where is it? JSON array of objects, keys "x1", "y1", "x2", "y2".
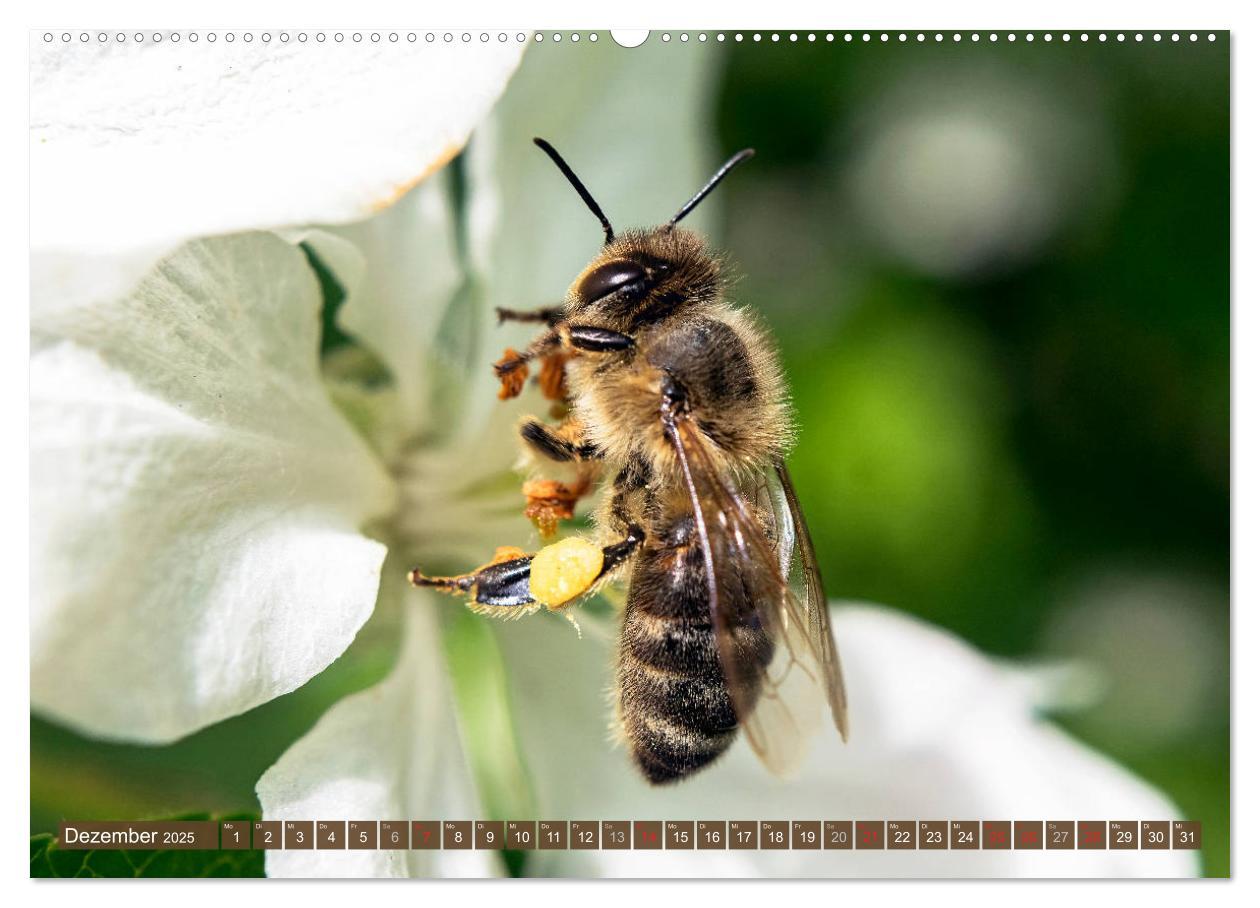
[{"x1": 57, "y1": 819, "x2": 1202, "y2": 851}]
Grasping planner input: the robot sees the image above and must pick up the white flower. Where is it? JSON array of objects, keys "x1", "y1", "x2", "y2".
[
  {"x1": 31, "y1": 35, "x2": 1199, "y2": 880},
  {"x1": 30, "y1": 34, "x2": 526, "y2": 742},
  {"x1": 31, "y1": 231, "x2": 395, "y2": 741}
]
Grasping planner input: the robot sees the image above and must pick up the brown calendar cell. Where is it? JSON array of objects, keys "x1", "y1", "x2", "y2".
[
  {"x1": 1141, "y1": 821, "x2": 1170, "y2": 849},
  {"x1": 601, "y1": 820, "x2": 631, "y2": 850},
  {"x1": 950, "y1": 821, "x2": 979, "y2": 850},
  {"x1": 316, "y1": 821, "x2": 345, "y2": 849},
  {"x1": 220, "y1": 821, "x2": 249, "y2": 850},
  {"x1": 570, "y1": 821, "x2": 599, "y2": 850},
  {"x1": 983, "y1": 821, "x2": 1011, "y2": 849},
  {"x1": 475, "y1": 821, "x2": 504, "y2": 849},
  {"x1": 792, "y1": 821, "x2": 821, "y2": 850},
  {"x1": 443, "y1": 820, "x2": 472, "y2": 850},
  {"x1": 918, "y1": 821, "x2": 947, "y2": 850},
  {"x1": 887, "y1": 820, "x2": 915, "y2": 850},
  {"x1": 666, "y1": 821, "x2": 695, "y2": 849},
  {"x1": 411, "y1": 821, "x2": 440, "y2": 849},
  {"x1": 1109, "y1": 821, "x2": 1137, "y2": 850},
  {"x1": 506, "y1": 821, "x2": 536, "y2": 849},
  {"x1": 1077, "y1": 821, "x2": 1105, "y2": 850},
  {"x1": 856, "y1": 820, "x2": 884, "y2": 850},
  {"x1": 1046, "y1": 821, "x2": 1074, "y2": 850},
  {"x1": 698, "y1": 821, "x2": 726, "y2": 850},
  {"x1": 253, "y1": 821, "x2": 281, "y2": 850},
  {"x1": 348, "y1": 822, "x2": 377, "y2": 850},
  {"x1": 1014, "y1": 821, "x2": 1042, "y2": 850},
  {"x1": 1172, "y1": 821, "x2": 1201, "y2": 850},
  {"x1": 824, "y1": 821, "x2": 853, "y2": 850},
  {"x1": 283, "y1": 820, "x2": 313, "y2": 850},
  {"x1": 729, "y1": 821, "x2": 758, "y2": 850},
  {"x1": 760, "y1": 821, "x2": 789, "y2": 850},
  {"x1": 632, "y1": 821, "x2": 662, "y2": 850},
  {"x1": 380, "y1": 821, "x2": 408, "y2": 849},
  {"x1": 634, "y1": 821, "x2": 663, "y2": 849},
  {"x1": 539, "y1": 821, "x2": 567, "y2": 850}
]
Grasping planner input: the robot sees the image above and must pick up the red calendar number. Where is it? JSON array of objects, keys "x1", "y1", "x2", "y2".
[
  {"x1": 983, "y1": 822, "x2": 1011, "y2": 849},
  {"x1": 633, "y1": 821, "x2": 663, "y2": 850},
  {"x1": 1078, "y1": 821, "x2": 1106, "y2": 850},
  {"x1": 411, "y1": 821, "x2": 440, "y2": 850},
  {"x1": 855, "y1": 821, "x2": 884, "y2": 850},
  {"x1": 1014, "y1": 821, "x2": 1043, "y2": 850}
]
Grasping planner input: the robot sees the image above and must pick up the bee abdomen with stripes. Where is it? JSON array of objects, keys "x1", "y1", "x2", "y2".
[{"x1": 615, "y1": 516, "x2": 773, "y2": 784}]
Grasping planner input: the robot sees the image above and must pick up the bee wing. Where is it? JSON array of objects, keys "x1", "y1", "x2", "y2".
[
  {"x1": 664, "y1": 412, "x2": 848, "y2": 777},
  {"x1": 766, "y1": 460, "x2": 849, "y2": 741}
]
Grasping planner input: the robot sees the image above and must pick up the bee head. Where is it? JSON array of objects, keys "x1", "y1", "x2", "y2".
[
  {"x1": 568, "y1": 229, "x2": 720, "y2": 328},
  {"x1": 532, "y1": 138, "x2": 754, "y2": 330}
]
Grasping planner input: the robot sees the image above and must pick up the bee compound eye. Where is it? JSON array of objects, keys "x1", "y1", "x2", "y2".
[{"x1": 578, "y1": 260, "x2": 648, "y2": 304}]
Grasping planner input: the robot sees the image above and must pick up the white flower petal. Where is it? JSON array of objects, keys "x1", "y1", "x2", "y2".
[
  {"x1": 489, "y1": 605, "x2": 1198, "y2": 878},
  {"x1": 31, "y1": 232, "x2": 395, "y2": 742},
  {"x1": 32, "y1": 245, "x2": 176, "y2": 331},
  {"x1": 390, "y1": 390, "x2": 539, "y2": 568},
  {"x1": 30, "y1": 35, "x2": 524, "y2": 314},
  {"x1": 313, "y1": 179, "x2": 464, "y2": 441},
  {"x1": 257, "y1": 588, "x2": 495, "y2": 879}
]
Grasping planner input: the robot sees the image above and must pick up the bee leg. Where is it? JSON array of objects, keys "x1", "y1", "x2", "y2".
[
  {"x1": 409, "y1": 549, "x2": 537, "y2": 609},
  {"x1": 495, "y1": 305, "x2": 565, "y2": 326},
  {"x1": 592, "y1": 461, "x2": 649, "y2": 577},
  {"x1": 496, "y1": 329, "x2": 560, "y2": 373},
  {"x1": 408, "y1": 531, "x2": 645, "y2": 614},
  {"x1": 518, "y1": 413, "x2": 601, "y2": 536},
  {"x1": 597, "y1": 525, "x2": 645, "y2": 578},
  {"x1": 496, "y1": 324, "x2": 627, "y2": 399},
  {"x1": 607, "y1": 455, "x2": 651, "y2": 529},
  {"x1": 520, "y1": 419, "x2": 600, "y2": 463},
  {"x1": 494, "y1": 330, "x2": 562, "y2": 399}
]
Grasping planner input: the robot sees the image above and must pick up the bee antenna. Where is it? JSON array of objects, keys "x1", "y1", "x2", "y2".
[
  {"x1": 533, "y1": 137, "x2": 615, "y2": 245},
  {"x1": 668, "y1": 148, "x2": 756, "y2": 228}
]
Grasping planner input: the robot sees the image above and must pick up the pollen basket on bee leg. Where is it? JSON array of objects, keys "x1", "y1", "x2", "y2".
[{"x1": 528, "y1": 537, "x2": 605, "y2": 610}]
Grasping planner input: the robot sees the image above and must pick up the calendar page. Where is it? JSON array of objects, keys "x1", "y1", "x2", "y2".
[{"x1": 28, "y1": 19, "x2": 1230, "y2": 883}]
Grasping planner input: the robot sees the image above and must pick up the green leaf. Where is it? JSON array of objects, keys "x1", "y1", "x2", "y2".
[
  {"x1": 441, "y1": 608, "x2": 537, "y2": 825},
  {"x1": 30, "y1": 813, "x2": 264, "y2": 878}
]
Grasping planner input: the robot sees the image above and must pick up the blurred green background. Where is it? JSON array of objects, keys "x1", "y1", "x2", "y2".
[
  {"x1": 31, "y1": 34, "x2": 1229, "y2": 876},
  {"x1": 717, "y1": 34, "x2": 1229, "y2": 875}
]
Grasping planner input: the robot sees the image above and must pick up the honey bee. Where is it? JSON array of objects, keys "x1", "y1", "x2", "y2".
[{"x1": 410, "y1": 138, "x2": 847, "y2": 784}]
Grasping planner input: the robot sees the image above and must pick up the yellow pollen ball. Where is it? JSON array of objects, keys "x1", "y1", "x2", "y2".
[{"x1": 529, "y1": 537, "x2": 605, "y2": 609}]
